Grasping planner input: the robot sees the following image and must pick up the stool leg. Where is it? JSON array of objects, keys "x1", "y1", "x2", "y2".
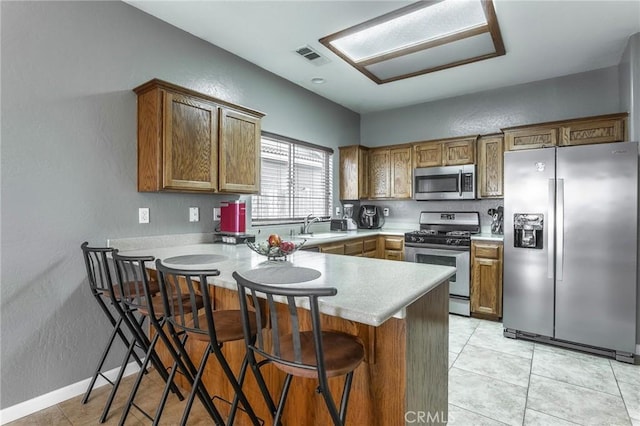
[
  {"x1": 318, "y1": 375, "x2": 343, "y2": 426},
  {"x1": 226, "y1": 353, "x2": 249, "y2": 425},
  {"x1": 249, "y1": 358, "x2": 278, "y2": 417},
  {"x1": 180, "y1": 343, "x2": 223, "y2": 426},
  {"x1": 162, "y1": 331, "x2": 224, "y2": 423},
  {"x1": 339, "y1": 371, "x2": 355, "y2": 424},
  {"x1": 273, "y1": 373, "x2": 293, "y2": 426},
  {"x1": 98, "y1": 332, "x2": 138, "y2": 423},
  {"x1": 118, "y1": 332, "x2": 158, "y2": 426},
  {"x1": 212, "y1": 348, "x2": 260, "y2": 426}
]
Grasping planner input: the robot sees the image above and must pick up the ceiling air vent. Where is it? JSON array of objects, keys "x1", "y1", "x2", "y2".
[{"x1": 295, "y1": 45, "x2": 330, "y2": 66}]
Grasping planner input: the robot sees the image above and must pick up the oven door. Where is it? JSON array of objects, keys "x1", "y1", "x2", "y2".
[{"x1": 404, "y1": 244, "x2": 470, "y2": 316}]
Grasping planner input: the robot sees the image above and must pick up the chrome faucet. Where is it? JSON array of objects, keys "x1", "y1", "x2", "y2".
[{"x1": 302, "y1": 213, "x2": 320, "y2": 234}]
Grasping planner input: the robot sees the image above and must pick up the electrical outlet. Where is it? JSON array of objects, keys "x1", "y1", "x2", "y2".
[
  {"x1": 189, "y1": 207, "x2": 199, "y2": 222},
  {"x1": 138, "y1": 208, "x2": 149, "y2": 224},
  {"x1": 213, "y1": 207, "x2": 221, "y2": 221}
]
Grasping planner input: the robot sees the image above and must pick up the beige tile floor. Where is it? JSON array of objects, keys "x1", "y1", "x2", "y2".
[
  {"x1": 448, "y1": 315, "x2": 640, "y2": 426},
  {"x1": 7, "y1": 315, "x2": 640, "y2": 425}
]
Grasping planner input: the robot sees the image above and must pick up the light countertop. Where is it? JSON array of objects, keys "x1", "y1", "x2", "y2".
[
  {"x1": 471, "y1": 232, "x2": 504, "y2": 242},
  {"x1": 117, "y1": 242, "x2": 454, "y2": 327}
]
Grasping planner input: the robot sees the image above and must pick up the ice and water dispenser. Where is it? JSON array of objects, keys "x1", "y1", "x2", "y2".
[{"x1": 513, "y1": 214, "x2": 544, "y2": 249}]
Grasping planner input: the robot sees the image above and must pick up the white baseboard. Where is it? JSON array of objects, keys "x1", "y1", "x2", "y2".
[{"x1": 0, "y1": 362, "x2": 141, "y2": 425}]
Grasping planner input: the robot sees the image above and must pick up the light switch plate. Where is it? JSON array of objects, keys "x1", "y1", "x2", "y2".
[
  {"x1": 213, "y1": 207, "x2": 221, "y2": 221},
  {"x1": 189, "y1": 207, "x2": 199, "y2": 222}
]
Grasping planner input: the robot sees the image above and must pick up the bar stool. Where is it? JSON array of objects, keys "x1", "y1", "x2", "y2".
[
  {"x1": 80, "y1": 242, "x2": 146, "y2": 423},
  {"x1": 155, "y1": 259, "x2": 261, "y2": 426},
  {"x1": 232, "y1": 271, "x2": 365, "y2": 426},
  {"x1": 111, "y1": 251, "x2": 197, "y2": 425}
]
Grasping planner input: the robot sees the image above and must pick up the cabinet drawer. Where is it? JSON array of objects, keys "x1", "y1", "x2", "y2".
[
  {"x1": 363, "y1": 238, "x2": 377, "y2": 252},
  {"x1": 344, "y1": 240, "x2": 363, "y2": 256},
  {"x1": 385, "y1": 250, "x2": 404, "y2": 261},
  {"x1": 363, "y1": 250, "x2": 377, "y2": 258},
  {"x1": 320, "y1": 243, "x2": 345, "y2": 255},
  {"x1": 474, "y1": 243, "x2": 501, "y2": 259},
  {"x1": 384, "y1": 237, "x2": 404, "y2": 251}
]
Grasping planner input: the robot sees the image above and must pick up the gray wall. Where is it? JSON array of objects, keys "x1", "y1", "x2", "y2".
[
  {"x1": 0, "y1": 1, "x2": 359, "y2": 408},
  {"x1": 361, "y1": 66, "x2": 621, "y2": 147}
]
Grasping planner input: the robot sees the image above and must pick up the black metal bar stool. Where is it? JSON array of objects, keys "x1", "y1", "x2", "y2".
[
  {"x1": 155, "y1": 259, "x2": 262, "y2": 426},
  {"x1": 112, "y1": 251, "x2": 200, "y2": 425},
  {"x1": 232, "y1": 271, "x2": 365, "y2": 426},
  {"x1": 80, "y1": 242, "x2": 146, "y2": 423}
]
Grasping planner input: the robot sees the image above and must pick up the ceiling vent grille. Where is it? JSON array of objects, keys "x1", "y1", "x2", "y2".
[{"x1": 295, "y1": 45, "x2": 330, "y2": 66}]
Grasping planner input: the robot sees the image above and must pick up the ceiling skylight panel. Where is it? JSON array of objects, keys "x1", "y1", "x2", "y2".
[
  {"x1": 329, "y1": 0, "x2": 488, "y2": 62},
  {"x1": 319, "y1": 0, "x2": 505, "y2": 84}
]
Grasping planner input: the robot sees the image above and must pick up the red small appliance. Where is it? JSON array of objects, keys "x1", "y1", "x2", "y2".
[{"x1": 220, "y1": 201, "x2": 246, "y2": 234}]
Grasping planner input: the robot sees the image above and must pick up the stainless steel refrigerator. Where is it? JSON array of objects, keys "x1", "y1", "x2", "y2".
[{"x1": 503, "y1": 141, "x2": 638, "y2": 362}]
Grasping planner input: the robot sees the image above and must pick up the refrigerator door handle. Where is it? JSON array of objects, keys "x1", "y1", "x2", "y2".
[
  {"x1": 556, "y1": 178, "x2": 564, "y2": 281},
  {"x1": 548, "y1": 178, "x2": 555, "y2": 279}
]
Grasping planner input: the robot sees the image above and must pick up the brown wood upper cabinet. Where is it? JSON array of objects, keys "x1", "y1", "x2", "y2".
[
  {"x1": 477, "y1": 134, "x2": 504, "y2": 198},
  {"x1": 369, "y1": 146, "x2": 412, "y2": 199},
  {"x1": 503, "y1": 113, "x2": 627, "y2": 151},
  {"x1": 414, "y1": 136, "x2": 477, "y2": 168},
  {"x1": 339, "y1": 145, "x2": 369, "y2": 200},
  {"x1": 134, "y1": 79, "x2": 264, "y2": 193}
]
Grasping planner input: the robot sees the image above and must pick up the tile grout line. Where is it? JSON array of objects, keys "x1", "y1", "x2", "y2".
[{"x1": 610, "y1": 359, "x2": 635, "y2": 426}]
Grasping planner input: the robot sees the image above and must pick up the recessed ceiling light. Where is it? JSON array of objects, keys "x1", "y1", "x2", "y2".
[
  {"x1": 311, "y1": 77, "x2": 326, "y2": 84},
  {"x1": 319, "y1": 0, "x2": 505, "y2": 84}
]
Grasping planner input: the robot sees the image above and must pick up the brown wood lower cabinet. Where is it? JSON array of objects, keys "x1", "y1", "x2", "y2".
[
  {"x1": 314, "y1": 235, "x2": 404, "y2": 260},
  {"x1": 470, "y1": 240, "x2": 503, "y2": 320}
]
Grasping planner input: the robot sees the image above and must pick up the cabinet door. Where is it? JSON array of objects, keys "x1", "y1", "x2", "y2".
[
  {"x1": 344, "y1": 240, "x2": 364, "y2": 256},
  {"x1": 389, "y1": 147, "x2": 412, "y2": 198},
  {"x1": 443, "y1": 138, "x2": 476, "y2": 165},
  {"x1": 560, "y1": 116, "x2": 626, "y2": 146},
  {"x1": 504, "y1": 126, "x2": 558, "y2": 151},
  {"x1": 339, "y1": 146, "x2": 368, "y2": 200},
  {"x1": 163, "y1": 92, "x2": 218, "y2": 191},
  {"x1": 358, "y1": 147, "x2": 369, "y2": 199},
  {"x1": 414, "y1": 142, "x2": 442, "y2": 168},
  {"x1": 477, "y1": 135, "x2": 504, "y2": 198},
  {"x1": 369, "y1": 149, "x2": 390, "y2": 199},
  {"x1": 470, "y1": 242, "x2": 503, "y2": 319},
  {"x1": 219, "y1": 108, "x2": 261, "y2": 193}
]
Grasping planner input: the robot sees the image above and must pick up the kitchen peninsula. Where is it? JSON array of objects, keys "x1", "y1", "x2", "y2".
[{"x1": 116, "y1": 240, "x2": 455, "y2": 425}]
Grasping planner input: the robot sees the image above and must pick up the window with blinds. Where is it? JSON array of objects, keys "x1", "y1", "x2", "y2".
[{"x1": 252, "y1": 132, "x2": 333, "y2": 224}]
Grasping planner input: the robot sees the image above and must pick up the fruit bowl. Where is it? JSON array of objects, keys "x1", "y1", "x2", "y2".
[{"x1": 246, "y1": 239, "x2": 306, "y2": 261}]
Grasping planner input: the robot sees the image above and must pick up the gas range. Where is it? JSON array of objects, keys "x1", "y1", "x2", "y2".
[
  {"x1": 404, "y1": 212, "x2": 480, "y2": 249},
  {"x1": 403, "y1": 211, "x2": 480, "y2": 317}
]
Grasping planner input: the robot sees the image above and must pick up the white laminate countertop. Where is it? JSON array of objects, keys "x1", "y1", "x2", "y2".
[
  {"x1": 117, "y1": 243, "x2": 455, "y2": 327},
  {"x1": 471, "y1": 232, "x2": 504, "y2": 242}
]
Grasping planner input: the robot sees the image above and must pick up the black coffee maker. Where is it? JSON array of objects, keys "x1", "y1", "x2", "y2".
[{"x1": 358, "y1": 205, "x2": 384, "y2": 229}]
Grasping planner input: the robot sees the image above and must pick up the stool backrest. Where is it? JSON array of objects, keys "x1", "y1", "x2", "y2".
[
  {"x1": 81, "y1": 242, "x2": 117, "y2": 300},
  {"x1": 155, "y1": 259, "x2": 220, "y2": 341},
  {"x1": 112, "y1": 251, "x2": 156, "y2": 314},
  {"x1": 232, "y1": 271, "x2": 337, "y2": 376}
]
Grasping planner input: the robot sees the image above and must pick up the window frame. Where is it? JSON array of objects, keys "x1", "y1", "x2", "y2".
[{"x1": 251, "y1": 132, "x2": 334, "y2": 226}]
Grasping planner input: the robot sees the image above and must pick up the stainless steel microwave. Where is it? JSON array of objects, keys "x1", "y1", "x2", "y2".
[{"x1": 413, "y1": 164, "x2": 476, "y2": 200}]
